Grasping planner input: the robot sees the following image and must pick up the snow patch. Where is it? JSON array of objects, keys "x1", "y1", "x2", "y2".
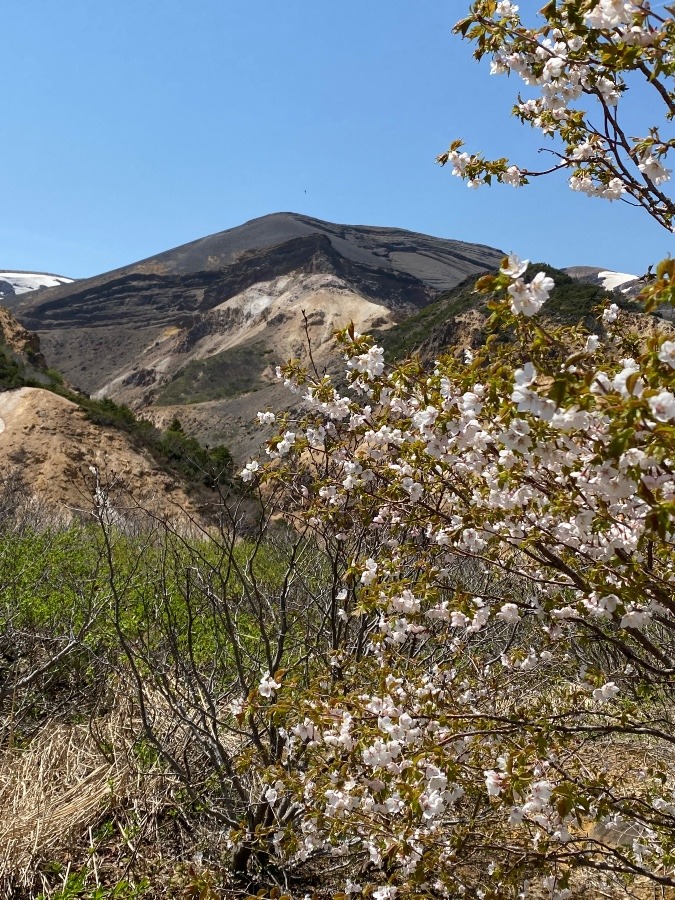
[
  {"x1": 0, "y1": 272, "x2": 74, "y2": 295},
  {"x1": 597, "y1": 270, "x2": 637, "y2": 291}
]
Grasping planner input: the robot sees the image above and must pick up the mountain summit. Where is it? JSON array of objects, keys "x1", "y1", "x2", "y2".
[{"x1": 111, "y1": 212, "x2": 505, "y2": 291}]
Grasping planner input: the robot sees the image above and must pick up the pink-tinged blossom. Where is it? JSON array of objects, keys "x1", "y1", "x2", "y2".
[
  {"x1": 542, "y1": 56, "x2": 565, "y2": 83},
  {"x1": 459, "y1": 387, "x2": 485, "y2": 415},
  {"x1": 570, "y1": 173, "x2": 596, "y2": 195},
  {"x1": 497, "y1": 603, "x2": 521, "y2": 624},
  {"x1": 495, "y1": 0, "x2": 519, "y2": 18},
  {"x1": 612, "y1": 358, "x2": 644, "y2": 397},
  {"x1": 501, "y1": 165, "x2": 524, "y2": 186},
  {"x1": 602, "y1": 303, "x2": 620, "y2": 325},
  {"x1": 267, "y1": 431, "x2": 296, "y2": 458},
  {"x1": 411, "y1": 406, "x2": 438, "y2": 433},
  {"x1": 513, "y1": 362, "x2": 536, "y2": 390},
  {"x1": 402, "y1": 478, "x2": 424, "y2": 503},
  {"x1": 592, "y1": 681, "x2": 620, "y2": 702},
  {"x1": 264, "y1": 783, "x2": 282, "y2": 804},
  {"x1": 620, "y1": 606, "x2": 652, "y2": 629},
  {"x1": 507, "y1": 272, "x2": 554, "y2": 317},
  {"x1": 657, "y1": 340, "x2": 675, "y2": 369},
  {"x1": 306, "y1": 425, "x2": 326, "y2": 449},
  {"x1": 293, "y1": 719, "x2": 319, "y2": 742},
  {"x1": 595, "y1": 78, "x2": 621, "y2": 108},
  {"x1": 582, "y1": 593, "x2": 619, "y2": 618},
  {"x1": 388, "y1": 590, "x2": 421, "y2": 614},
  {"x1": 362, "y1": 738, "x2": 402, "y2": 768},
  {"x1": 572, "y1": 141, "x2": 600, "y2": 161},
  {"x1": 373, "y1": 888, "x2": 397, "y2": 900},
  {"x1": 639, "y1": 154, "x2": 672, "y2": 186},
  {"x1": 529, "y1": 272, "x2": 555, "y2": 302},
  {"x1": 426, "y1": 601, "x2": 451, "y2": 621},
  {"x1": 485, "y1": 770, "x2": 505, "y2": 797},
  {"x1": 229, "y1": 697, "x2": 244, "y2": 716},
  {"x1": 529, "y1": 780, "x2": 553, "y2": 804},
  {"x1": 258, "y1": 673, "x2": 281, "y2": 698},
  {"x1": 349, "y1": 345, "x2": 385, "y2": 378},
  {"x1": 240, "y1": 460, "x2": 260, "y2": 482},
  {"x1": 360, "y1": 558, "x2": 378, "y2": 585},
  {"x1": 448, "y1": 149, "x2": 471, "y2": 177},
  {"x1": 648, "y1": 390, "x2": 675, "y2": 422}
]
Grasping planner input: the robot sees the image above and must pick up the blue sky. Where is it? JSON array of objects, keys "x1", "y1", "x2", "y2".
[{"x1": 2, "y1": 0, "x2": 672, "y2": 278}]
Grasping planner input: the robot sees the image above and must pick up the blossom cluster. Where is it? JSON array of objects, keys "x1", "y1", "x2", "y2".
[
  {"x1": 438, "y1": 1, "x2": 675, "y2": 229},
  {"x1": 234, "y1": 260, "x2": 675, "y2": 896}
]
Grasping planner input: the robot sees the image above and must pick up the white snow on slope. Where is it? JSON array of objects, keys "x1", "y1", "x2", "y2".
[
  {"x1": 0, "y1": 272, "x2": 74, "y2": 295},
  {"x1": 597, "y1": 270, "x2": 637, "y2": 291}
]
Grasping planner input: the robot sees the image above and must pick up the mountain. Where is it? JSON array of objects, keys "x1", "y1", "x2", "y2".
[
  {"x1": 373, "y1": 263, "x2": 651, "y2": 364},
  {"x1": 4, "y1": 213, "x2": 505, "y2": 458}
]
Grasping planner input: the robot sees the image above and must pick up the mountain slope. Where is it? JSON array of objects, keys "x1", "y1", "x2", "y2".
[
  {"x1": 0, "y1": 387, "x2": 204, "y2": 517},
  {"x1": 374, "y1": 263, "x2": 647, "y2": 363},
  {"x1": 0, "y1": 306, "x2": 234, "y2": 516},
  {"x1": 3, "y1": 214, "x2": 505, "y2": 457}
]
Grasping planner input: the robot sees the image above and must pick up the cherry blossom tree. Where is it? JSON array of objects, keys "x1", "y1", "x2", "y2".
[
  {"x1": 438, "y1": 0, "x2": 675, "y2": 230},
  {"x1": 242, "y1": 267, "x2": 675, "y2": 896},
  {"x1": 231, "y1": 3, "x2": 675, "y2": 896}
]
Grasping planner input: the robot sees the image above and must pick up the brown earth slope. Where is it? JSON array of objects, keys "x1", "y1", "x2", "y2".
[{"x1": 0, "y1": 387, "x2": 201, "y2": 520}]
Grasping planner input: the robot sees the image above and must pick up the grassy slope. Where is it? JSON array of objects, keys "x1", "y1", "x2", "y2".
[
  {"x1": 155, "y1": 341, "x2": 276, "y2": 406},
  {"x1": 374, "y1": 264, "x2": 643, "y2": 361}
]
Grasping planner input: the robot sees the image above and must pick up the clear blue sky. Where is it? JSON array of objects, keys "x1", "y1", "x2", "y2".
[{"x1": 2, "y1": 0, "x2": 672, "y2": 278}]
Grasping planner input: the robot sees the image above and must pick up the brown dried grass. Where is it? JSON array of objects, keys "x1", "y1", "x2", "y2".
[
  {"x1": 0, "y1": 679, "x2": 244, "y2": 898},
  {"x1": 0, "y1": 697, "x2": 164, "y2": 895}
]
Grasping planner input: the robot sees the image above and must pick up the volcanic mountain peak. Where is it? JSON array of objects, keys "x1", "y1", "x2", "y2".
[
  {"x1": 125, "y1": 212, "x2": 506, "y2": 290},
  {"x1": 4, "y1": 214, "x2": 505, "y2": 319},
  {"x1": 2, "y1": 214, "x2": 506, "y2": 459}
]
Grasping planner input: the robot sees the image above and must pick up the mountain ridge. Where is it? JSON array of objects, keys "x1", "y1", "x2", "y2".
[{"x1": 5, "y1": 212, "x2": 506, "y2": 317}]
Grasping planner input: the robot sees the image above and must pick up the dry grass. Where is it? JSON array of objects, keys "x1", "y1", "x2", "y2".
[
  {"x1": 0, "y1": 684, "x2": 246, "y2": 899},
  {"x1": 0, "y1": 697, "x2": 172, "y2": 898},
  {"x1": 1, "y1": 671, "x2": 672, "y2": 899},
  {"x1": 0, "y1": 715, "x2": 121, "y2": 890}
]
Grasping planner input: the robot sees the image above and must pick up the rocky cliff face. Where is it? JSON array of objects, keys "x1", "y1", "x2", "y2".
[{"x1": 0, "y1": 307, "x2": 47, "y2": 369}]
